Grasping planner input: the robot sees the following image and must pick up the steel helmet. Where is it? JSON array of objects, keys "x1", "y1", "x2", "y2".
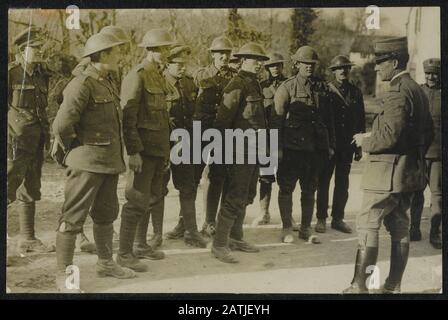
[
  {"x1": 100, "y1": 25, "x2": 130, "y2": 43},
  {"x1": 291, "y1": 46, "x2": 319, "y2": 63},
  {"x1": 209, "y1": 36, "x2": 233, "y2": 52},
  {"x1": 329, "y1": 55, "x2": 355, "y2": 70},
  {"x1": 138, "y1": 29, "x2": 176, "y2": 48},
  {"x1": 234, "y1": 42, "x2": 269, "y2": 61},
  {"x1": 264, "y1": 53, "x2": 287, "y2": 67},
  {"x1": 82, "y1": 32, "x2": 127, "y2": 58}
]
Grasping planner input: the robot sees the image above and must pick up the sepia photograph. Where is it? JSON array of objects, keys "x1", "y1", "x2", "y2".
[{"x1": 4, "y1": 3, "x2": 444, "y2": 296}]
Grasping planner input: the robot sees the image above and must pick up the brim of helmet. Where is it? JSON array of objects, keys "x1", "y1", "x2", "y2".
[
  {"x1": 138, "y1": 41, "x2": 176, "y2": 48},
  {"x1": 292, "y1": 58, "x2": 318, "y2": 64},
  {"x1": 82, "y1": 40, "x2": 127, "y2": 58},
  {"x1": 264, "y1": 60, "x2": 287, "y2": 67},
  {"x1": 209, "y1": 48, "x2": 233, "y2": 52},
  {"x1": 328, "y1": 63, "x2": 355, "y2": 70},
  {"x1": 233, "y1": 53, "x2": 270, "y2": 61},
  {"x1": 423, "y1": 67, "x2": 440, "y2": 73}
]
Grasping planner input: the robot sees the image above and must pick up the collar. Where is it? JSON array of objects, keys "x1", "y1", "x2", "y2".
[
  {"x1": 269, "y1": 74, "x2": 286, "y2": 83},
  {"x1": 239, "y1": 69, "x2": 258, "y2": 80},
  {"x1": 164, "y1": 70, "x2": 180, "y2": 86},
  {"x1": 296, "y1": 73, "x2": 312, "y2": 87},
  {"x1": 390, "y1": 70, "x2": 409, "y2": 84}
]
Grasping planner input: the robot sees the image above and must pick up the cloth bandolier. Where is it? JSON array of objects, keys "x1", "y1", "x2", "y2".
[
  {"x1": 272, "y1": 46, "x2": 336, "y2": 242},
  {"x1": 118, "y1": 29, "x2": 175, "y2": 271},
  {"x1": 8, "y1": 27, "x2": 55, "y2": 255},
  {"x1": 212, "y1": 42, "x2": 269, "y2": 263},
  {"x1": 255, "y1": 53, "x2": 287, "y2": 226},
  {"x1": 161, "y1": 45, "x2": 208, "y2": 248},
  {"x1": 316, "y1": 55, "x2": 366, "y2": 233},
  {"x1": 193, "y1": 36, "x2": 236, "y2": 237},
  {"x1": 53, "y1": 31, "x2": 134, "y2": 293},
  {"x1": 409, "y1": 58, "x2": 442, "y2": 249},
  {"x1": 343, "y1": 37, "x2": 434, "y2": 294}
]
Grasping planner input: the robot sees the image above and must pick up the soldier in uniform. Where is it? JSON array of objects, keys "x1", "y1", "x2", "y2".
[
  {"x1": 316, "y1": 55, "x2": 366, "y2": 234},
  {"x1": 212, "y1": 42, "x2": 269, "y2": 263},
  {"x1": 193, "y1": 36, "x2": 236, "y2": 237},
  {"x1": 272, "y1": 46, "x2": 335, "y2": 243},
  {"x1": 8, "y1": 27, "x2": 55, "y2": 254},
  {"x1": 344, "y1": 37, "x2": 433, "y2": 294},
  {"x1": 253, "y1": 53, "x2": 287, "y2": 226},
  {"x1": 52, "y1": 31, "x2": 134, "y2": 292},
  {"x1": 409, "y1": 58, "x2": 442, "y2": 249},
  {"x1": 117, "y1": 29, "x2": 174, "y2": 270},
  {"x1": 151, "y1": 45, "x2": 208, "y2": 248}
]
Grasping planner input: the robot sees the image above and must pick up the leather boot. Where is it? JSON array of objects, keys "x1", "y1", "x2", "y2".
[
  {"x1": 410, "y1": 190, "x2": 423, "y2": 241},
  {"x1": 343, "y1": 246, "x2": 379, "y2": 294},
  {"x1": 184, "y1": 231, "x2": 208, "y2": 248},
  {"x1": 430, "y1": 214, "x2": 442, "y2": 249},
  {"x1": 117, "y1": 211, "x2": 148, "y2": 272},
  {"x1": 55, "y1": 231, "x2": 81, "y2": 293},
  {"x1": 149, "y1": 197, "x2": 164, "y2": 249},
  {"x1": 165, "y1": 217, "x2": 185, "y2": 239},
  {"x1": 212, "y1": 215, "x2": 238, "y2": 263},
  {"x1": 379, "y1": 241, "x2": 409, "y2": 294},
  {"x1": 135, "y1": 210, "x2": 151, "y2": 248},
  {"x1": 17, "y1": 200, "x2": 55, "y2": 253},
  {"x1": 96, "y1": 259, "x2": 136, "y2": 279}
]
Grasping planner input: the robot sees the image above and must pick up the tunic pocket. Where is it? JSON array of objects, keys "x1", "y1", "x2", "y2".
[{"x1": 362, "y1": 154, "x2": 398, "y2": 192}]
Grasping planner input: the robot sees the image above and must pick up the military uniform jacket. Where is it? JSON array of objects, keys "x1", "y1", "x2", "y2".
[
  {"x1": 164, "y1": 71, "x2": 197, "y2": 131},
  {"x1": 327, "y1": 80, "x2": 366, "y2": 152},
  {"x1": 121, "y1": 59, "x2": 171, "y2": 159},
  {"x1": 272, "y1": 74, "x2": 335, "y2": 153},
  {"x1": 214, "y1": 70, "x2": 267, "y2": 158},
  {"x1": 361, "y1": 72, "x2": 434, "y2": 193},
  {"x1": 421, "y1": 84, "x2": 441, "y2": 160},
  {"x1": 52, "y1": 64, "x2": 125, "y2": 175},
  {"x1": 8, "y1": 59, "x2": 50, "y2": 153},
  {"x1": 193, "y1": 64, "x2": 235, "y2": 129},
  {"x1": 261, "y1": 74, "x2": 287, "y2": 127}
]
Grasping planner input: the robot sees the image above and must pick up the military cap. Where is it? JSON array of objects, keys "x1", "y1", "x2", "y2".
[
  {"x1": 209, "y1": 36, "x2": 233, "y2": 52},
  {"x1": 13, "y1": 26, "x2": 44, "y2": 49},
  {"x1": 291, "y1": 46, "x2": 318, "y2": 63},
  {"x1": 264, "y1": 53, "x2": 287, "y2": 67},
  {"x1": 374, "y1": 37, "x2": 408, "y2": 63},
  {"x1": 329, "y1": 55, "x2": 355, "y2": 70},
  {"x1": 167, "y1": 44, "x2": 191, "y2": 63},
  {"x1": 234, "y1": 42, "x2": 269, "y2": 61},
  {"x1": 82, "y1": 32, "x2": 127, "y2": 58},
  {"x1": 138, "y1": 29, "x2": 175, "y2": 48},
  {"x1": 100, "y1": 26, "x2": 130, "y2": 43},
  {"x1": 423, "y1": 58, "x2": 440, "y2": 73}
]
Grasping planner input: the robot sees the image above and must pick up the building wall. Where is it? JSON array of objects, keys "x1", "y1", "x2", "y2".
[{"x1": 407, "y1": 7, "x2": 441, "y2": 84}]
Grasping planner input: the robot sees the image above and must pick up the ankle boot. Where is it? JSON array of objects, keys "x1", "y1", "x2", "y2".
[
  {"x1": 343, "y1": 246, "x2": 379, "y2": 293},
  {"x1": 165, "y1": 217, "x2": 185, "y2": 239},
  {"x1": 381, "y1": 241, "x2": 409, "y2": 293}
]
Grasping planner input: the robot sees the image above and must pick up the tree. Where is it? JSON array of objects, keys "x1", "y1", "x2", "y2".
[
  {"x1": 290, "y1": 8, "x2": 318, "y2": 53},
  {"x1": 225, "y1": 8, "x2": 270, "y2": 49}
]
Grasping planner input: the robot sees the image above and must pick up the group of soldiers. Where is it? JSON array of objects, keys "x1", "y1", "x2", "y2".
[{"x1": 7, "y1": 25, "x2": 442, "y2": 294}]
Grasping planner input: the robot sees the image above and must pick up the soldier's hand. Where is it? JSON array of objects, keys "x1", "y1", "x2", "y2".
[
  {"x1": 328, "y1": 147, "x2": 335, "y2": 159},
  {"x1": 129, "y1": 153, "x2": 143, "y2": 173}
]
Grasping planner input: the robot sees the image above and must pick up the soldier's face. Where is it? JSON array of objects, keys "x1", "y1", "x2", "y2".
[
  {"x1": 268, "y1": 64, "x2": 283, "y2": 78},
  {"x1": 151, "y1": 46, "x2": 170, "y2": 65},
  {"x1": 333, "y1": 67, "x2": 351, "y2": 82},
  {"x1": 102, "y1": 46, "x2": 121, "y2": 70},
  {"x1": 374, "y1": 59, "x2": 396, "y2": 81},
  {"x1": 241, "y1": 57, "x2": 263, "y2": 74},
  {"x1": 425, "y1": 72, "x2": 440, "y2": 88},
  {"x1": 211, "y1": 51, "x2": 231, "y2": 69},
  {"x1": 22, "y1": 45, "x2": 42, "y2": 63},
  {"x1": 297, "y1": 62, "x2": 315, "y2": 78},
  {"x1": 167, "y1": 62, "x2": 186, "y2": 79}
]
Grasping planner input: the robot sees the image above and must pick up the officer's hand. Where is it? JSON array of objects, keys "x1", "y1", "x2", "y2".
[
  {"x1": 328, "y1": 147, "x2": 335, "y2": 159},
  {"x1": 354, "y1": 147, "x2": 363, "y2": 161},
  {"x1": 129, "y1": 153, "x2": 143, "y2": 173},
  {"x1": 50, "y1": 138, "x2": 60, "y2": 159}
]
